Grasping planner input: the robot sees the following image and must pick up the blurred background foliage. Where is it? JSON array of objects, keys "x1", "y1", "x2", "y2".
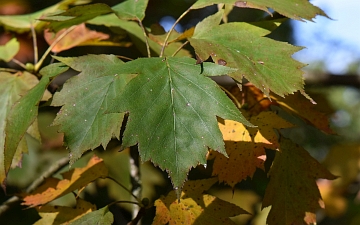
[{"x1": 0, "y1": 0, "x2": 359, "y2": 224}]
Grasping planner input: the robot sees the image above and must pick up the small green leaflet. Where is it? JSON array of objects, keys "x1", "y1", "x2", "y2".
[
  {"x1": 51, "y1": 55, "x2": 134, "y2": 164},
  {"x1": 41, "y1": 3, "x2": 113, "y2": 32},
  {"x1": 3, "y1": 63, "x2": 68, "y2": 185},
  {"x1": 108, "y1": 57, "x2": 252, "y2": 189},
  {"x1": 112, "y1": 0, "x2": 149, "y2": 21},
  {"x1": 69, "y1": 206, "x2": 113, "y2": 225},
  {"x1": 192, "y1": 0, "x2": 328, "y2": 21},
  {"x1": 0, "y1": 38, "x2": 20, "y2": 62},
  {"x1": 189, "y1": 11, "x2": 305, "y2": 97}
]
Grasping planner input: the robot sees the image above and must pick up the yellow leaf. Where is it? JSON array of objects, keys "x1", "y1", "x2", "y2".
[
  {"x1": 22, "y1": 155, "x2": 108, "y2": 207},
  {"x1": 34, "y1": 198, "x2": 96, "y2": 225},
  {"x1": 212, "y1": 141, "x2": 271, "y2": 187},
  {"x1": 152, "y1": 178, "x2": 248, "y2": 225}
]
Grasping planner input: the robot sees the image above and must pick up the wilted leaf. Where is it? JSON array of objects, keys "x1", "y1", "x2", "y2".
[
  {"x1": 0, "y1": 0, "x2": 86, "y2": 33},
  {"x1": 22, "y1": 155, "x2": 108, "y2": 207},
  {"x1": 44, "y1": 23, "x2": 110, "y2": 53},
  {"x1": 152, "y1": 178, "x2": 248, "y2": 225},
  {"x1": 0, "y1": 71, "x2": 46, "y2": 184},
  {"x1": 112, "y1": 0, "x2": 149, "y2": 21},
  {"x1": 69, "y1": 206, "x2": 113, "y2": 225},
  {"x1": 0, "y1": 38, "x2": 20, "y2": 62},
  {"x1": 189, "y1": 11, "x2": 306, "y2": 97},
  {"x1": 262, "y1": 138, "x2": 337, "y2": 225},
  {"x1": 212, "y1": 141, "x2": 271, "y2": 187},
  {"x1": 4, "y1": 63, "x2": 68, "y2": 184},
  {"x1": 108, "y1": 57, "x2": 252, "y2": 189},
  {"x1": 42, "y1": 3, "x2": 113, "y2": 32},
  {"x1": 271, "y1": 92, "x2": 334, "y2": 134},
  {"x1": 34, "y1": 198, "x2": 96, "y2": 225},
  {"x1": 191, "y1": 0, "x2": 328, "y2": 21},
  {"x1": 51, "y1": 55, "x2": 133, "y2": 164}
]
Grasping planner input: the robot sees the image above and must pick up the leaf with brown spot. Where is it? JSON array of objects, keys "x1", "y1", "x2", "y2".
[
  {"x1": 212, "y1": 141, "x2": 271, "y2": 187},
  {"x1": 152, "y1": 178, "x2": 248, "y2": 225},
  {"x1": 262, "y1": 138, "x2": 337, "y2": 225},
  {"x1": 22, "y1": 155, "x2": 108, "y2": 207}
]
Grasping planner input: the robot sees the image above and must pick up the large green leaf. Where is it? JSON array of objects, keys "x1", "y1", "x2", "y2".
[
  {"x1": 0, "y1": 0, "x2": 86, "y2": 33},
  {"x1": 4, "y1": 63, "x2": 68, "y2": 185},
  {"x1": 0, "y1": 71, "x2": 44, "y2": 184},
  {"x1": 69, "y1": 206, "x2": 113, "y2": 225},
  {"x1": 112, "y1": 0, "x2": 149, "y2": 21},
  {"x1": 189, "y1": 11, "x2": 305, "y2": 97},
  {"x1": 41, "y1": 3, "x2": 113, "y2": 32},
  {"x1": 0, "y1": 38, "x2": 20, "y2": 62},
  {"x1": 51, "y1": 55, "x2": 134, "y2": 164},
  {"x1": 88, "y1": 15, "x2": 191, "y2": 57},
  {"x1": 108, "y1": 57, "x2": 252, "y2": 189},
  {"x1": 192, "y1": 0, "x2": 328, "y2": 21}
]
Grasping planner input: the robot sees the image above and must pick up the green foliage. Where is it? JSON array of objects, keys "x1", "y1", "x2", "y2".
[{"x1": 0, "y1": 0, "x2": 340, "y2": 225}]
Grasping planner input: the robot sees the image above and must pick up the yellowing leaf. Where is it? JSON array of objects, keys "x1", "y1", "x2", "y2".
[
  {"x1": 271, "y1": 92, "x2": 334, "y2": 134},
  {"x1": 44, "y1": 23, "x2": 109, "y2": 53},
  {"x1": 22, "y1": 155, "x2": 108, "y2": 207},
  {"x1": 212, "y1": 141, "x2": 271, "y2": 187},
  {"x1": 262, "y1": 138, "x2": 337, "y2": 225},
  {"x1": 34, "y1": 198, "x2": 96, "y2": 225},
  {"x1": 152, "y1": 178, "x2": 248, "y2": 225},
  {"x1": 248, "y1": 111, "x2": 295, "y2": 147}
]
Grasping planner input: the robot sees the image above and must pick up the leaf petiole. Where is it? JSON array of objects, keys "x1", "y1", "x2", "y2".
[{"x1": 106, "y1": 176, "x2": 141, "y2": 203}]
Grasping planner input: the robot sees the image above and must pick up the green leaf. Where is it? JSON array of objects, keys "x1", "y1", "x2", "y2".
[
  {"x1": 112, "y1": 0, "x2": 149, "y2": 21},
  {"x1": 262, "y1": 138, "x2": 337, "y2": 225},
  {"x1": 88, "y1": 15, "x2": 191, "y2": 57},
  {"x1": 0, "y1": 0, "x2": 86, "y2": 33},
  {"x1": 192, "y1": 0, "x2": 328, "y2": 21},
  {"x1": 108, "y1": 57, "x2": 252, "y2": 189},
  {"x1": 41, "y1": 3, "x2": 113, "y2": 32},
  {"x1": 189, "y1": 14, "x2": 305, "y2": 97},
  {"x1": 0, "y1": 71, "x2": 45, "y2": 184},
  {"x1": 69, "y1": 206, "x2": 113, "y2": 225},
  {"x1": 0, "y1": 38, "x2": 20, "y2": 62},
  {"x1": 51, "y1": 55, "x2": 134, "y2": 164},
  {"x1": 4, "y1": 63, "x2": 68, "y2": 184}
]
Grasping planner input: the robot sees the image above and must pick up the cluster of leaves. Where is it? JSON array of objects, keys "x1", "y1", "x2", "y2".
[{"x1": 0, "y1": 0, "x2": 337, "y2": 224}]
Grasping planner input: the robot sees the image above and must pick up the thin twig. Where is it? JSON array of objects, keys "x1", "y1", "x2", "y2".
[
  {"x1": 172, "y1": 40, "x2": 189, "y2": 57},
  {"x1": 127, "y1": 206, "x2": 146, "y2": 225},
  {"x1": 108, "y1": 200, "x2": 142, "y2": 207},
  {"x1": 30, "y1": 23, "x2": 38, "y2": 65},
  {"x1": 0, "y1": 156, "x2": 70, "y2": 216},
  {"x1": 137, "y1": 19, "x2": 151, "y2": 58},
  {"x1": 129, "y1": 146, "x2": 141, "y2": 221},
  {"x1": 0, "y1": 68, "x2": 19, "y2": 73},
  {"x1": 116, "y1": 55, "x2": 134, "y2": 61},
  {"x1": 160, "y1": 7, "x2": 191, "y2": 57},
  {"x1": 220, "y1": 85, "x2": 242, "y2": 108},
  {"x1": 34, "y1": 25, "x2": 77, "y2": 72},
  {"x1": 106, "y1": 176, "x2": 140, "y2": 202},
  {"x1": 11, "y1": 58, "x2": 27, "y2": 70}
]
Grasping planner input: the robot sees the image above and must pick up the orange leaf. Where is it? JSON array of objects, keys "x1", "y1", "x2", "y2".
[
  {"x1": 152, "y1": 178, "x2": 248, "y2": 225},
  {"x1": 271, "y1": 92, "x2": 334, "y2": 134},
  {"x1": 34, "y1": 198, "x2": 96, "y2": 225},
  {"x1": 212, "y1": 141, "x2": 271, "y2": 187},
  {"x1": 44, "y1": 23, "x2": 109, "y2": 53},
  {"x1": 262, "y1": 138, "x2": 337, "y2": 225},
  {"x1": 22, "y1": 155, "x2": 108, "y2": 207}
]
